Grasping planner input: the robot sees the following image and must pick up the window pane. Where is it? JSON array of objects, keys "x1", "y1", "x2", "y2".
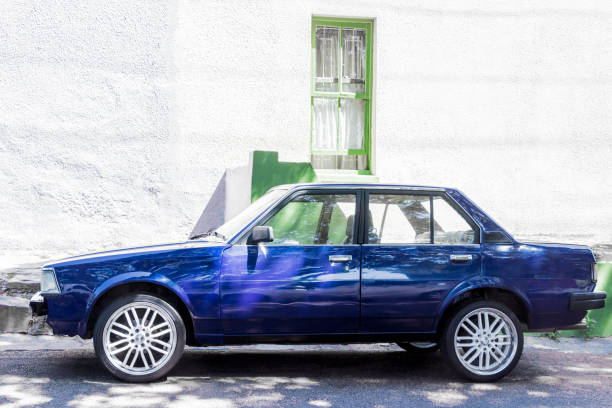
[
  {"x1": 339, "y1": 99, "x2": 364, "y2": 150},
  {"x1": 315, "y1": 26, "x2": 339, "y2": 92},
  {"x1": 312, "y1": 98, "x2": 338, "y2": 151},
  {"x1": 433, "y1": 196, "x2": 476, "y2": 244},
  {"x1": 342, "y1": 28, "x2": 366, "y2": 94},
  {"x1": 368, "y1": 194, "x2": 431, "y2": 244},
  {"x1": 263, "y1": 194, "x2": 357, "y2": 245}
]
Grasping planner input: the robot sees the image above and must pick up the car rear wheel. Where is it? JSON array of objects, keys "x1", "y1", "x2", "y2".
[
  {"x1": 93, "y1": 294, "x2": 186, "y2": 382},
  {"x1": 440, "y1": 300, "x2": 523, "y2": 382},
  {"x1": 396, "y1": 341, "x2": 439, "y2": 353}
]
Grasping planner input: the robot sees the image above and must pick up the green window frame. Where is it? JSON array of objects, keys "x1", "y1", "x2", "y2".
[{"x1": 310, "y1": 17, "x2": 373, "y2": 173}]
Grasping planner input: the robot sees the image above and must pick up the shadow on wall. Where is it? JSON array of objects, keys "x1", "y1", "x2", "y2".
[{"x1": 190, "y1": 151, "x2": 317, "y2": 238}]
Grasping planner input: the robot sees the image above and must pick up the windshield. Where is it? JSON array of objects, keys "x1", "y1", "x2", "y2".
[{"x1": 209, "y1": 189, "x2": 287, "y2": 242}]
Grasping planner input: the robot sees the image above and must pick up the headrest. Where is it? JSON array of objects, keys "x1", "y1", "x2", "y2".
[{"x1": 346, "y1": 214, "x2": 355, "y2": 236}]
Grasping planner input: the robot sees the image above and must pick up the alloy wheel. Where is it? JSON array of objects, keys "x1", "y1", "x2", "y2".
[
  {"x1": 102, "y1": 301, "x2": 177, "y2": 376},
  {"x1": 453, "y1": 307, "x2": 518, "y2": 376}
]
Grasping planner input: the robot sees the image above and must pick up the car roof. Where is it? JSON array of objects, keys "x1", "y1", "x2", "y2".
[{"x1": 270, "y1": 183, "x2": 450, "y2": 192}]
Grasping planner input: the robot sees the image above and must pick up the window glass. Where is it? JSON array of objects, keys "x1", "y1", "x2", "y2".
[
  {"x1": 368, "y1": 194, "x2": 431, "y2": 244},
  {"x1": 263, "y1": 193, "x2": 357, "y2": 245},
  {"x1": 433, "y1": 196, "x2": 476, "y2": 244},
  {"x1": 315, "y1": 27, "x2": 339, "y2": 93},
  {"x1": 342, "y1": 28, "x2": 366, "y2": 94}
]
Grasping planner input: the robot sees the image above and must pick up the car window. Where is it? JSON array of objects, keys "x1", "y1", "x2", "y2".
[
  {"x1": 367, "y1": 194, "x2": 431, "y2": 244},
  {"x1": 432, "y1": 196, "x2": 476, "y2": 244},
  {"x1": 262, "y1": 193, "x2": 357, "y2": 245}
]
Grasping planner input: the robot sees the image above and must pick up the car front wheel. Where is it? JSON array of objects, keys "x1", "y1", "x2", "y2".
[
  {"x1": 440, "y1": 300, "x2": 523, "y2": 382},
  {"x1": 93, "y1": 294, "x2": 186, "y2": 382}
]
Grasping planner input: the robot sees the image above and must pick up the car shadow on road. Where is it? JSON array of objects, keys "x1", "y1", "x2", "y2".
[
  {"x1": 171, "y1": 348, "x2": 456, "y2": 383},
  {"x1": 2, "y1": 347, "x2": 610, "y2": 407}
]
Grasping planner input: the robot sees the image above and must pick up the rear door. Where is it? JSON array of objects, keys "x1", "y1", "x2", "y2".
[{"x1": 360, "y1": 190, "x2": 481, "y2": 333}]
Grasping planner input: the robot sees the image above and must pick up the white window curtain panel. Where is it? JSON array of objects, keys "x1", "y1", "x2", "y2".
[
  {"x1": 312, "y1": 98, "x2": 338, "y2": 151},
  {"x1": 340, "y1": 99, "x2": 364, "y2": 150}
]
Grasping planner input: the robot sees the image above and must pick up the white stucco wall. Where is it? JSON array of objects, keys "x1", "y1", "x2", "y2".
[{"x1": 0, "y1": 0, "x2": 611, "y2": 267}]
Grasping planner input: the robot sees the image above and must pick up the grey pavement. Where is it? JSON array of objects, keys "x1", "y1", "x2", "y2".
[{"x1": 0, "y1": 335, "x2": 611, "y2": 407}]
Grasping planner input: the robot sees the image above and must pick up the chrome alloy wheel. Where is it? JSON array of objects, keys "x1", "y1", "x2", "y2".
[
  {"x1": 102, "y1": 301, "x2": 177, "y2": 376},
  {"x1": 453, "y1": 307, "x2": 518, "y2": 376}
]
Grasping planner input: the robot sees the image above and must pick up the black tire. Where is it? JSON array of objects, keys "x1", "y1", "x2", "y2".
[
  {"x1": 440, "y1": 300, "x2": 523, "y2": 382},
  {"x1": 396, "y1": 341, "x2": 439, "y2": 353},
  {"x1": 93, "y1": 294, "x2": 186, "y2": 382}
]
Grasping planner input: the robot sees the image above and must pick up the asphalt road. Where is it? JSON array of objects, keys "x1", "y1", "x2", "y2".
[{"x1": 0, "y1": 338, "x2": 611, "y2": 408}]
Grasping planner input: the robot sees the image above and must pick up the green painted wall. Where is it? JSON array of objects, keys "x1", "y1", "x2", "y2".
[
  {"x1": 586, "y1": 263, "x2": 612, "y2": 337},
  {"x1": 250, "y1": 151, "x2": 317, "y2": 202}
]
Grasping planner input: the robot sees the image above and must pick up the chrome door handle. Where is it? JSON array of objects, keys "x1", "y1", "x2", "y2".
[
  {"x1": 450, "y1": 254, "x2": 472, "y2": 263},
  {"x1": 329, "y1": 255, "x2": 352, "y2": 263}
]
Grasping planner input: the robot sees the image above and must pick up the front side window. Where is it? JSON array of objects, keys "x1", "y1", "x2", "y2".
[
  {"x1": 311, "y1": 18, "x2": 373, "y2": 171},
  {"x1": 367, "y1": 193, "x2": 478, "y2": 245},
  {"x1": 262, "y1": 193, "x2": 357, "y2": 245}
]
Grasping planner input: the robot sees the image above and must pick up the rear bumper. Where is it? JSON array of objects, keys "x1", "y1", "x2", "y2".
[
  {"x1": 29, "y1": 292, "x2": 48, "y2": 316},
  {"x1": 569, "y1": 291, "x2": 606, "y2": 312}
]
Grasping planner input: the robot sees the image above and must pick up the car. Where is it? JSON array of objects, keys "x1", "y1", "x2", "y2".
[{"x1": 30, "y1": 183, "x2": 606, "y2": 382}]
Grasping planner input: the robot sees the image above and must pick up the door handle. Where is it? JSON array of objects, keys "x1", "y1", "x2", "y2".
[
  {"x1": 329, "y1": 255, "x2": 352, "y2": 263},
  {"x1": 450, "y1": 254, "x2": 472, "y2": 263}
]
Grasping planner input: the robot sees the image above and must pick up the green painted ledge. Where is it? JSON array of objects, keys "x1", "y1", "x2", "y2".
[
  {"x1": 250, "y1": 151, "x2": 317, "y2": 202},
  {"x1": 528, "y1": 262, "x2": 612, "y2": 338},
  {"x1": 249, "y1": 151, "x2": 378, "y2": 201}
]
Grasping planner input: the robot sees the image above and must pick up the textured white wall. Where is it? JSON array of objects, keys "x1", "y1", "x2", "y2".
[{"x1": 0, "y1": 0, "x2": 611, "y2": 267}]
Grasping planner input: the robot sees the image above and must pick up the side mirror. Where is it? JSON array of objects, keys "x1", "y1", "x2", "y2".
[{"x1": 247, "y1": 226, "x2": 274, "y2": 245}]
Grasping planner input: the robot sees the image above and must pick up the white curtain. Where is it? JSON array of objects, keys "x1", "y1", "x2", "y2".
[
  {"x1": 312, "y1": 98, "x2": 338, "y2": 151},
  {"x1": 340, "y1": 99, "x2": 364, "y2": 150}
]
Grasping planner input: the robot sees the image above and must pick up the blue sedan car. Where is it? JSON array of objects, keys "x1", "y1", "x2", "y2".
[{"x1": 30, "y1": 183, "x2": 606, "y2": 382}]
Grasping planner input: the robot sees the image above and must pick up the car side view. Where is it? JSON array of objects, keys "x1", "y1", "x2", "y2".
[{"x1": 30, "y1": 183, "x2": 606, "y2": 382}]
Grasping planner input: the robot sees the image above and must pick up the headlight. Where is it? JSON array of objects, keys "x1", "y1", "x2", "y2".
[
  {"x1": 592, "y1": 263, "x2": 598, "y2": 283},
  {"x1": 40, "y1": 267, "x2": 60, "y2": 293}
]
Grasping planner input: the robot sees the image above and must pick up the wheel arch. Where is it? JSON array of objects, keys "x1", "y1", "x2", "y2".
[
  {"x1": 81, "y1": 276, "x2": 196, "y2": 346},
  {"x1": 435, "y1": 280, "x2": 532, "y2": 335}
]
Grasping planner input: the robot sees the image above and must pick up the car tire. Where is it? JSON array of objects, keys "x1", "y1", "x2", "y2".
[
  {"x1": 93, "y1": 293, "x2": 186, "y2": 383},
  {"x1": 396, "y1": 341, "x2": 439, "y2": 353},
  {"x1": 440, "y1": 300, "x2": 523, "y2": 382}
]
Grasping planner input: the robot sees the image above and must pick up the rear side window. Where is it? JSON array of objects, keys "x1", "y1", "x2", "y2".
[
  {"x1": 367, "y1": 193, "x2": 478, "y2": 244},
  {"x1": 367, "y1": 194, "x2": 431, "y2": 244},
  {"x1": 432, "y1": 196, "x2": 476, "y2": 244}
]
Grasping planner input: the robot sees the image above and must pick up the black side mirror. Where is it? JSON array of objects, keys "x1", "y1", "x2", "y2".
[{"x1": 247, "y1": 226, "x2": 274, "y2": 245}]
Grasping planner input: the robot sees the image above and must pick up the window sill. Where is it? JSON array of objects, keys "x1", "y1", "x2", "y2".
[{"x1": 315, "y1": 169, "x2": 379, "y2": 183}]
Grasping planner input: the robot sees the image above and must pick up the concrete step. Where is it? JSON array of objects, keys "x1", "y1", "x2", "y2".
[
  {"x1": 0, "y1": 263, "x2": 42, "y2": 296},
  {"x1": 0, "y1": 295, "x2": 52, "y2": 335}
]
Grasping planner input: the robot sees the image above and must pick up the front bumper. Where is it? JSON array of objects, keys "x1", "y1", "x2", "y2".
[
  {"x1": 30, "y1": 292, "x2": 48, "y2": 316},
  {"x1": 569, "y1": 291, "x2": 606, "y2": 312}
]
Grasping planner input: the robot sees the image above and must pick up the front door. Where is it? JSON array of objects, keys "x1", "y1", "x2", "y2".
[
  {"x1": 220, "y1": 190, "x2": 362, "y2": 335},
  {"x1": 361, "y1": 191, "x2": 482, "y2": 333}
]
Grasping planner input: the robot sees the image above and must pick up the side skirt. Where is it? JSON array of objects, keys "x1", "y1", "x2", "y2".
[{"x1": 202, "y1": 332, "x2": 439, "y2": 346}]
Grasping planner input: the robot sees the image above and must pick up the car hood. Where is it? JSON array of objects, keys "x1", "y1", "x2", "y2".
[{"x1": 45, "y1": 240, "x2": 226, "y2": 268}]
